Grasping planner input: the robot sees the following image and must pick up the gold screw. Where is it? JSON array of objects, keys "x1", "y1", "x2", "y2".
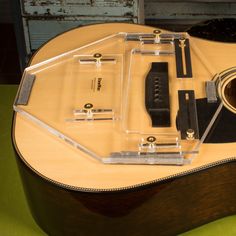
[
  {"x1": 93, "y1": 53, "x2": 102, "y2": 58},
  {"x1": 94, "y1": 53, "x2": 102, "y2": 65},
  {"x1": 84, "y1": 103, "x2": 93, "y2": 109},
  {"x1": 179, "y1": 37, "x2": 186, "y2": 47},
  {"x1": 186, "y1": 129, "x2": 195, "y2": 140},
  {"x1": 153, "y1": 30, "x2": 161, "y2": 42},
  {"x1": 153, "y1": 29, "x2": 161, "y2": 35},
  {"x1": 147, "y1": 136, "x2": 156, "y2": 143}
]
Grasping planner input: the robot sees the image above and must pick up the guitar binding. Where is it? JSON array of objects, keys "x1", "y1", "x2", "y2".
[{"x1": 13, "y1": 31, "x2": 224, "y2": 166}]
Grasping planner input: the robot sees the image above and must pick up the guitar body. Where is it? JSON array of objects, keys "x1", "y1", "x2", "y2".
[{"x1": 12, "y1": 23, "x2": 236, "y2": 236}]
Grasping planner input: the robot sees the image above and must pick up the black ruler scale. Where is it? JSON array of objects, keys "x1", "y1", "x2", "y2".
[
  {"x1": 177, "y1": 90, "x2": 199, "y2": 140},
  {"x1": 174, "y1": 38, "x2": 193, "y2": 78}
]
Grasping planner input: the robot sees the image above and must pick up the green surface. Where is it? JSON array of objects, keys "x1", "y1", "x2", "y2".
[
  {"x1": 0, "y1": 85, "x2": 46, "y2": 236},
  {"x1": 0, "y1": 84, "x2": 236, "y2": 235}
]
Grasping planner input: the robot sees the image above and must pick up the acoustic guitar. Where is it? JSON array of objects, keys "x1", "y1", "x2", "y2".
[{"x1": 12, "y1": 23, "x2": 236, "y2": 236}]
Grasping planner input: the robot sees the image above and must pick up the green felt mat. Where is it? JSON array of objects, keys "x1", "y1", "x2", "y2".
[{"x1": 0, "y1": 84, "x2": 236, "y2": 236}]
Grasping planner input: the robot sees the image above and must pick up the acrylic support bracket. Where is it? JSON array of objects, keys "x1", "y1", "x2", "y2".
[
  {"x1": 66, "y1": 103, "x2": 115, "y2": 121},
  {"x1": 125, "y1": 30, "x2": 187, "y2": 44},
  {"x1": 132, "y1": 49, "x2": 174, "y2": 56},
  {"x1": 78, "y1": 53, "x2": 116, "y2": 66},
  {"x1": 16, "y1": 73, "x2": 36, "y2": 105},
  {"x1": 139, "y1": 136, "x2": 180, "y2": 152},
  {"x1": 102, "y1": 134, "x2": 187, "y2": 165},
  {"x1": 103, "y1": 152, "x2": 188, "y2": 165},
  {"x1": 206, "y1": 81, "x2": 218, "y2": 103}
]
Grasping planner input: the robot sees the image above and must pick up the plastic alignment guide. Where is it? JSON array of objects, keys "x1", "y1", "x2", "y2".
[{"x1": 14, "y1": 31, "x2": 222, "y2": 165}]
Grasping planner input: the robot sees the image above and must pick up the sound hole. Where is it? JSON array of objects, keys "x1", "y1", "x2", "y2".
[{"x1": 224, "y1": 77, "x2": 236, "y2": 109}]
